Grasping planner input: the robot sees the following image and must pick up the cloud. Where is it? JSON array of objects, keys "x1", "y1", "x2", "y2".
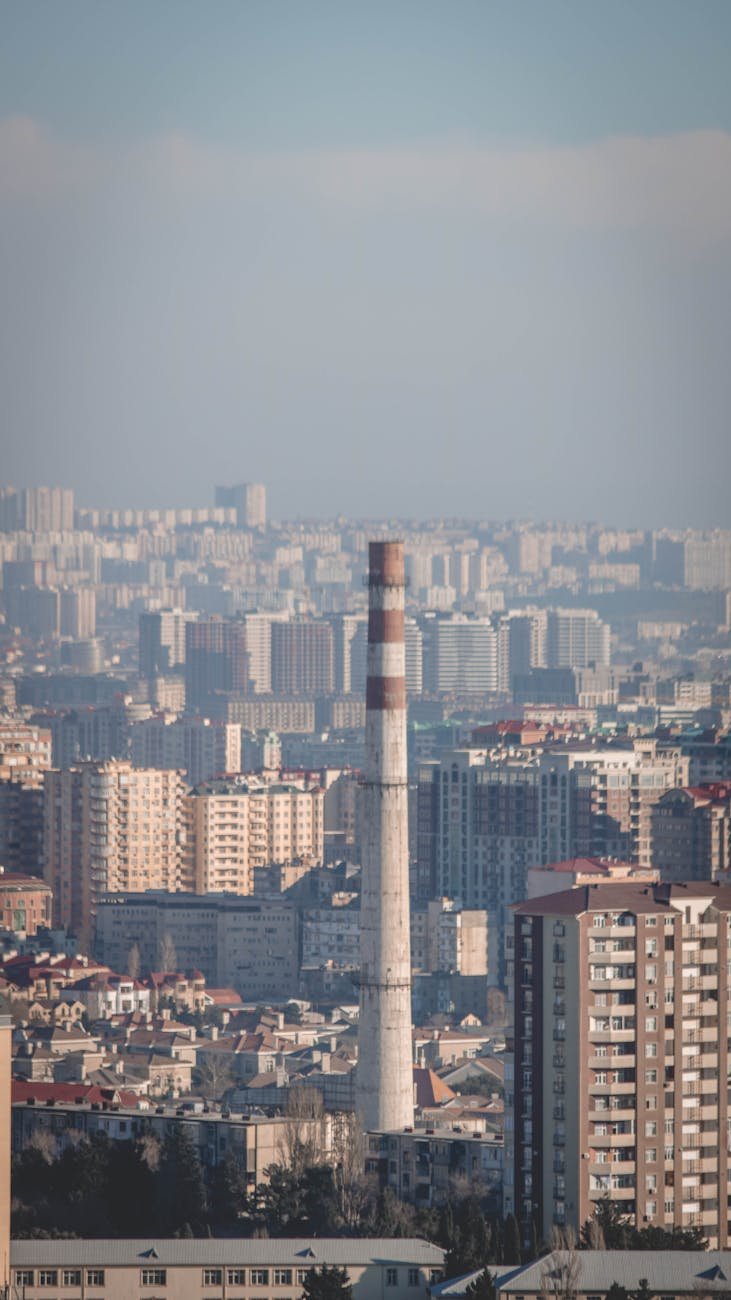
[{"x1": 1, "y1": 116, "x2": 731, "y2": 240}]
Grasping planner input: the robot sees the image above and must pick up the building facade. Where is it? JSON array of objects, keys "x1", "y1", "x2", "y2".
[
  {"x1": 44, "y1": 762, "x2": 186, "y2": 944},
  {"x1": 510, "y1": 880, "x2": 731, "y2": 1248}
]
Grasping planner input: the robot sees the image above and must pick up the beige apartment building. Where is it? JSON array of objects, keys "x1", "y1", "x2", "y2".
[
  {"x1": 44, "y1": 761, "x2": 186, "y2": 945},
  {"x1": 183, "y1": 778, "x2": 324, "y2": 894},
  {"x1": 509, "y1": 880, "x2": 731, "y2": 1249},
  {"x1": 0, "y1": 720, "x2": 52, "y2": 782}
]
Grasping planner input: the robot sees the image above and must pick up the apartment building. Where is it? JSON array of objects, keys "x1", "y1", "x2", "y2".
[
  {"x1": 423, "y1": 615, "x2": 499, "y2": 694},
  {"x1": 545, "y1": 608, "x2": 611, "y2": 669},
  {"x1": 129, "y1": 715, "x2": 241, "y2": 785},
  {"x1": 184, "y1": 618, "x2": 249, "y2": 712},
  {"x1": 44, "y1": 761, "x2": 186, "y2": 945},
  {"x1": 417, "y1": 745, "x2": 684, "y2": 980},
  {"x1": 0, "y1": 722, "x2": 52, "y2": 877},
  {"x1": 0, "y1": 871, "x2": 52, "y2": 933},
  {"x1": 95, "y1": 892, "x2": 299, "y2": 998},
  {"x1": 138, "y1": 608, "x2": 196, "y2": 677},
  {"x1": 219, "y1": 697, "x2": 316, "y2": 733},
  {"x1": 270, "y1": 619, "x2": 335, "y2": 695},
  {"x1": 0, "y1": 722, "x2": 52, "y2": 782},
  {"x1": 510, "y1": 880, "x2": 731, "y2": 1248},
  {"x1": 183, "y1": 777, "x2": 325, "y2": 894},
  {"x1": 651, "y1": 784, "x2": 731, "y2": 882}
]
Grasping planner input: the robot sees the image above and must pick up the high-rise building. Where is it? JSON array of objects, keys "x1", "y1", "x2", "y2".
[
  {"x1": 417, "y1": 745, "x2": 683, "y2": 980},
  {"x1": 357, "y1": 540, "x2": 414, "y2": 1132},
  {"x1": 0, "y1": 722, "x2": 52, "y2": 877},
  {"x1": 545, "y1": 608, "x2": 611, "y2": 669},
  {"x1": 139, "y1": 608, "x2": 197, "y2": 678},
  {"x1": 0, "y1": 486, "x2": 75, "y2": 532},
  {"x1": 183, "y1": 777, "x2": 324, "y2": 894},
  {"x1": 129, "y1": 716, "x2": 241, "y2": 786},
  {"x1": 44, "y1": 761, "x2": 186, "y2": 946},
  {"x1": 60, "y1": 588, "x2": 96, "y2": 640},
  {"x1": 404, "y1": 617, "x2": 424, "y2": 695},
  {"x1": 214, "y1": 482, "x2": 267, "y2": 529},
  {"x1": 270, "y1": 619, "x2": 334, "y2": 696},
  {"x1": 651, "y1": 784, "x2": 731, "y2": 882},
  {"x1": 185, "y1": 618, "x2": 250, "y2": 712},
  {"x1": 509, "y1": 880, "x2": 731, "y2": 1248},
  {"x1": 424, "y1": 615, "x2": 499, "y2": 694},
  {"x1": 332, "y1": 614, "x2": 367, "y2": 695}
]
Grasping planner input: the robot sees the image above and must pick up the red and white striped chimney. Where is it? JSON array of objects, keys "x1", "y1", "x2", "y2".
[{"x1": 357, "y1": 540, "x2": 414, "y2": 1132}]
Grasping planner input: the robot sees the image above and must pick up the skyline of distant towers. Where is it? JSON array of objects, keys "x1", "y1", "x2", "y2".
[
  {"x1": 214, "y1": 482, "x2": 267, "y2": 529},
  {"x1": 357, "y1": 540, "x2": 414, "y2": 1132}
]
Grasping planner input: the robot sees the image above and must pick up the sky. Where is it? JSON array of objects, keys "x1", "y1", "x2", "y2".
[{"x1": 1, "y1": 0, "x2": 731, "y2": 526}]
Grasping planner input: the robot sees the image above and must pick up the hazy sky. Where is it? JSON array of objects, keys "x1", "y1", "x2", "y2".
[{"x1": 2, "y1": 1, "x2": 731, "y2": 525}]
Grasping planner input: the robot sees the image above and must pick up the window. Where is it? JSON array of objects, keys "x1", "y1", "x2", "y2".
[
  {"x1": 645, "y1": 1121, "x2": 657, "y2": 1136},
  {"x1": 646, "y1": 1148, "x2": 657, "y2": 1163},
  {"x1": 15, "y1": 1272, "x2": 34, "y2": 1287},
  {"x1": 39, "y1": 1272, "x2": 58, "y2": 1287},
  {"x1": 386, "y1": 1268, "x2": 399, "y2": 1286},
  {"x1": 63, "y1": 1270, "x2": 82, "y2": 1286},
  {"x1": 646, "y1": 1070, "x2": 657, "y2": 1084},
  {"x1": 251, "y1": 1270, "x2": 270, "y2": 1286},
  {"x1": 141, "y1": 1269, "x2": 167, "y2": 1286},
  {"x1": 646, "y1": 1042, "x2": 657, "y2": 1057},
  {"x1": 408, "y1": 1268, "x2": 420, "y2": 1286},
  {"x1": 227, "y1": 1268, "x2": 246, "y2": 1285},
  {"x1": 87, "y1": 1271, "x2": 105, "y2": 1287},
  {"x1": 203, "y1": 1268, "x2": 222, "y2": 1286},
  {"x1": 273, "y1": 1269, "x2": 292, "y2": 1285}
]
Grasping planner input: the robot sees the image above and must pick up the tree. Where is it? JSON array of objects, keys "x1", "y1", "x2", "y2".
[
  {"x1": 466, "y1": 1269, "x2": 498, "y2": 1299},
  {"x1": 210, "y1": 1148, "x2": 247, "y2": 1228},
  {"x1": 605, "y1": 1286, "x2": 630, "y2": 1300},
  {"x1": 631, "y1": 1283, "x2": 654, "y2": 1300},
  {"x1": 156, "y1": 1126, "x2": 207, "y2": 1234},
  {"x1": 277, "y1": 1085, "x2": 327, "y2": 1179},
  {"x1": 331, "y1": 1111, "x2": 373, "y2": 1233},
  {"x1": 301, "y1": 1264, "x2": 353, "y2": 1299},
  {"x1": 503, "y1": 1212, "x2": 522, "y2": 1263},
  {"x1": 540, "y1": 1226, "x2": 580, "y2": 1300},
  {"x1": 157, "y1": 932, "x2": 178, "y2": 973},
  {"x1": 580, "y1": 1197, "x2": 631, "y2": 1250},
  {"x1": 127, "y1": 942, "x2": 141, "y2": 979},
  {"x1": 194, "y1": 1051, "x2": 235, "y2": 1102}
]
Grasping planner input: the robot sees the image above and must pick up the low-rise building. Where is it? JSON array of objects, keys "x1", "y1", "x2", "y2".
[{"x1": 9, "y1": 1238, "x2": 444, "y2": 1300}]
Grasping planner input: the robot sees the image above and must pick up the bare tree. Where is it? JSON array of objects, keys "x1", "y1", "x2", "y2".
[
  {"x1": 331, "y1": 1110, "x2": 374, "y2": 1231},
  {"x1": 585, "y1": 1214, "x2": 606, "y2": 1250},
  {"x1": 127, "y1": 942, "x2": 141, "y2": 980},
  {"x1": 540, "y1": 1225, "x2": 581, "y2": 1300},
  {"x1": 277, "y1": 1084, "x2": 328, "y2": 1178},
  {"x1": 195, "y1": 1051, "x2": 235, "y2": 1102},
  {"x1": 157, "y1": 932, "x2": 178, "y2": 973}
]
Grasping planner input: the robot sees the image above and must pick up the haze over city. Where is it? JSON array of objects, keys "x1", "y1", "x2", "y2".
[
  {"x1": 3, "y1": 7, "x2": 731, "y2": 1299},
  {"x1": 2, "y1": 1, "x2": 731, "y2": 524}
]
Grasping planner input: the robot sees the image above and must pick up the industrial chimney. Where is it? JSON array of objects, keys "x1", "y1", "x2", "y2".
[{"x1": 357, "y1": 540, "x2": 414, "y2": 1132}]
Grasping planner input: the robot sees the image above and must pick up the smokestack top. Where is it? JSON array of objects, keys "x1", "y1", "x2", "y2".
[{"x1": 368, "y1": 540, "x2": 405, "y2": 588}]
